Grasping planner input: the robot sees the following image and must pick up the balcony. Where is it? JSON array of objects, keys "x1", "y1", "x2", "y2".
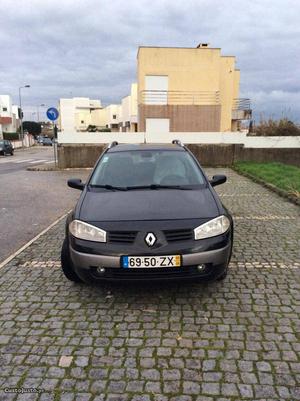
[
  {"x1": 140, "y1": 90, "x2": 220, "y2": 106},
  {"x1": 0, "y1": 116, "x2": 12, "y2": 124},
  {"x1": 232, "y1": 98, "x2": 252, "y2": 120}
]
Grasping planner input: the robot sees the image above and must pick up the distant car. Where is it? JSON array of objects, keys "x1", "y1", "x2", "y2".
[
  {"x1": 42, "y1": 137, "x2": 53, "y2": 146},
  {"x1": 0, "y1": 140, "x2": 14, "y2": 156}
]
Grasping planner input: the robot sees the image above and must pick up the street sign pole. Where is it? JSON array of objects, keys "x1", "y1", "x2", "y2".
[
  {"x1": 46, "y1": 108, "x2": 59, "y2": 167},
  {"x1": 53, "y1": 122, "x2": 57, "y2": 167}
]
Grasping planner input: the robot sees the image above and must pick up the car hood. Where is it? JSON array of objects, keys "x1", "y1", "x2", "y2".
[{"x1": 79, "y1": 188, "x2": 219, "y2": 221}]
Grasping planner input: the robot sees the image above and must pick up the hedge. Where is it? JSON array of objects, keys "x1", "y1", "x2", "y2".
[{"x1": 3, "y1": 132, "x2": 20, "y2": 141}]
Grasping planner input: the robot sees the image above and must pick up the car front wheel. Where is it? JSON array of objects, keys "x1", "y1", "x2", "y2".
[{"x1": 61, "y1": 238, "x2": 82, "y2": 282}]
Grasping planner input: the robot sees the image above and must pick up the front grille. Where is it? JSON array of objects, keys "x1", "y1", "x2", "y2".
[
  {"x1": 108, "y1": 231, "x2": 137, "y2": 244},
  {"x1": 164, "y1": 228, "x2": 194, "y2": 242}
]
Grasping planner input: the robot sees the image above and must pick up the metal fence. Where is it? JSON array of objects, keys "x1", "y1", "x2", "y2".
[{"x1": 140, "y1": 90, "x2": 220, "y2": 105}]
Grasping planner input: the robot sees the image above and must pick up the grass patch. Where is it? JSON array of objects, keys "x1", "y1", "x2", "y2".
[{"x1": 234, "y1": 161, "x2": 300, "y2": 196}]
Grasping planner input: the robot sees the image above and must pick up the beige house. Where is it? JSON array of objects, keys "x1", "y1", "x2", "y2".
[{"x1": 137, "y1": 44, "x2": 251, "y2": 132}]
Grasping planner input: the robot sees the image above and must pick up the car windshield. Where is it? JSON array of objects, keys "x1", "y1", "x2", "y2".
[
  {"x1": 0, "y1": 141, "x2": 4, "y2": 146},
  {"x1": 89, "y1": 150, "x2": 206, "y2": 189}
]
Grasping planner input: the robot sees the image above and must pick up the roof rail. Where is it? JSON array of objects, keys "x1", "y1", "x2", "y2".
[
  {"x1": 107, "y1": 141, "x2": 118, "y2": 149},
  {"x1": 172, "y1": 139, "x2": 184, "y2": 147}
]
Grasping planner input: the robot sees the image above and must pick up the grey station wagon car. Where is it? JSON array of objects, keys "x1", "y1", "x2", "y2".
[{"x1": 61, "y1": 141, "x2": 233, "y2": 283}]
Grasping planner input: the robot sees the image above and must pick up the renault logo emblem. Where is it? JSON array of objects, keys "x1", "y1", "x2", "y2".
[{"x1": 145, "y1": 232, "x2": 156, "y2": 247}]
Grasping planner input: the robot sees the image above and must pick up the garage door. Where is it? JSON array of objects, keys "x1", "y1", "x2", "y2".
[{"x1": 146, "y1": 118, "x2": 170, "y2": 133}]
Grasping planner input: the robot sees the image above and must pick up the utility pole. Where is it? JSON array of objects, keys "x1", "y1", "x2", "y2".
[
  {"x1": 37, "y1": 103, "x2": 45, "y2": 122},
  {"x1": 19, "y1": 85, "x2": 30, "y2": 147}
]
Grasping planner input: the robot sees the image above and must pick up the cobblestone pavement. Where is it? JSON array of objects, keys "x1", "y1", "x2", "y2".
[{"x1": 0, "y1": 168, "x2": 299, "y2": 401}]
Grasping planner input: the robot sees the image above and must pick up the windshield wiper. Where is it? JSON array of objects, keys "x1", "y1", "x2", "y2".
[
  {"x1": 89, "y1": 184, "x2": 128, "y2": 191},
  {"x1": 125, "y1": 184, "x2": 192, "y2": 190}
]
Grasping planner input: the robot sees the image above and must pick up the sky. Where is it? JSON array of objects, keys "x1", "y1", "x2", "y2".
[{"x1": 0, "y1": 0, "x2": 299, "y2": 122}]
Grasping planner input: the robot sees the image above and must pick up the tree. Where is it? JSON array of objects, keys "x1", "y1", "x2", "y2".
[{"x1": 22, "y1": 121, "x2": 42, "y2": 136}]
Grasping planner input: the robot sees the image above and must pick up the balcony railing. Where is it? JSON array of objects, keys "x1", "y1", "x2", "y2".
[
  {"x1": 232, "y1": 98, "x2": 251, "y2": 110},
  {"x1": 140, "y1": 90, "x2": 220, "y2": 105},
  {"x1": 232, "y1": 98, "x2": 252, "y2": 120}
]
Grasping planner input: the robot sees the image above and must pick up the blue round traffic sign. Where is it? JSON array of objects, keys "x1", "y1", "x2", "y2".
[{"x1": 46, "y1": 107, "x2": 59, "y2": 121}]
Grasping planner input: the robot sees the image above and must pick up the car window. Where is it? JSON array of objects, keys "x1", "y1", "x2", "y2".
[{"x1": 90, "y1": 150, "x2": 205, "y2": 188}]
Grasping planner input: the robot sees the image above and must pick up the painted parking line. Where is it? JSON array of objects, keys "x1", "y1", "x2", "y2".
[
  {"x1": 0, "y1": 210, "x2": 72, "y2": 270},
  {"x1": 28, "y1": 159, "x2": 48, "y2": 164},
  {"x1": 15, "y1": 159, "x2": 35, "y2": 163}
]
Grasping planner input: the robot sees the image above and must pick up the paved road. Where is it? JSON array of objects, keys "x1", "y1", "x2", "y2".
[
  {"x1": 0, "y1": 146, "x2": 89, "y2": 263},
  {"x1": 0, "y1": 168, "x2": 299, "y2": 400},
  {"x1": 0, "y1": 146, "x2": 54, "y2": 174}
]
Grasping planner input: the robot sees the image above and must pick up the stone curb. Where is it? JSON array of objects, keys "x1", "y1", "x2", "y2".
[
  {"x1": 232, "y1": 165, "x2": 300, "y2": 206},
  {"x1": 27, "y1": 164, "x2": 92, "y2": 171}
]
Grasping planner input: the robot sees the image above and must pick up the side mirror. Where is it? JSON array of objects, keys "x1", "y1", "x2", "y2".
[
  {"x1": 210, "y1": 175, "x2": 227, "y2": 187},
  {"x1": 68, "y1": 178, "x2": 85, "y2": 190}
]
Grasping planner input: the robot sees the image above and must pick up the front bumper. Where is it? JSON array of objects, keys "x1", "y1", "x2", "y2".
[{"x1": 69, "y1": 241, "x2": 232, "y2": 282}]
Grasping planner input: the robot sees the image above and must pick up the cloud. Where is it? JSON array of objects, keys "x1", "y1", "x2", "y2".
[{"x1": 0, "y1": 0, "x2": 299, "y2": 121}]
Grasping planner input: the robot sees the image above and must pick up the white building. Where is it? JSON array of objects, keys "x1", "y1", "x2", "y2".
[
  {"x1": 105, "y1": 104, "x2": 122, "y2": 132},
  {"x1": 0, "y1": 95, "x2": 20, "y2": 138},
  {"x1": 120, "y1": 83, "x2": 138, "y2": 132},
  {"x1": 58, "y1": 97, "x2": 102, "y2": 132},
  {"x1": 57, "y1": 84, "x2": 137, "y2": 136},
  {"x1": 89, "y1": 104, "x2": 122, "y2": 132}
]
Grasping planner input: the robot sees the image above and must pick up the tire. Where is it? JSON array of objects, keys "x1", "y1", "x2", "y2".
[
  {"x1": 61, "y1": 238, "x2": 82, "y2": 282},
  {"x1": 10, "y1": 150, "x2": 14, "y2": 156}
]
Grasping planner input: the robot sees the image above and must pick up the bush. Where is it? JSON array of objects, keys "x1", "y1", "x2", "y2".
[
  {"x1": 3, "y1": 132, "x2": 20, "y2": 141},
  {"x1": 253, "y1": 118, "x2": 300, "y2": 136}
]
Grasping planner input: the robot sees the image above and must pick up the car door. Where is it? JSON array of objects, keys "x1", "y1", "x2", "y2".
[{"x1": 5, "y1": 141, "x2": 12, "y2": 154}]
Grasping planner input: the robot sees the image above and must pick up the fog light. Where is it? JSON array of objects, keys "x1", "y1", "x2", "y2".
[
  {"x1": 97, "y1": 267, "x2": 105, "y2": 274},
  {"x1": 197, "y1": 264, "x2": 206, "y2": 271}
]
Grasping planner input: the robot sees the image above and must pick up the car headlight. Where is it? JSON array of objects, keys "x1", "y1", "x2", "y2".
[
  {"x1": 69, "y1": 220, "x2": 106, "y2": 242},
  {"x1": 194, "y1": 215, "x2": 230, "y2": 240}
]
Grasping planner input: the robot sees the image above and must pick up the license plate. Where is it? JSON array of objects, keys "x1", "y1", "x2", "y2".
[{"x1": 122, "y1": 255, "x2": 181, "y2": 268}]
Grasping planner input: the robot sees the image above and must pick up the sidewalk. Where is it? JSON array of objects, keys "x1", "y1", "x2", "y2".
[{"x1": 0, "y1": 168, "x2": 299, "y2": 401}]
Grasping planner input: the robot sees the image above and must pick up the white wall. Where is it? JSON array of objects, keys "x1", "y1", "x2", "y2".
[
  {"x1": 121, "y1": 96, "x2": 130, "y2": 126},
  {"x1": 11, "y1": 133, "x2": 35, "y2": 148},
  {"x1": 58, "y1": 131, "x2": 145, "y2": 144},
  {"x1": 57, "y1": 131, "x2": 300, "y2": 148},
  {"x1": 59, "y1": 99, "x2": 76, "y2": 132}
]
